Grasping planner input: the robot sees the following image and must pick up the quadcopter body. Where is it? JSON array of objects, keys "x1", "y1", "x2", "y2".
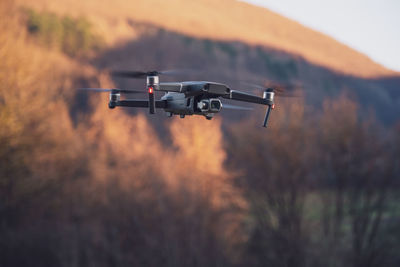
[{"x1": 82, "y1": 71, "x2": 276, "y2": 127}]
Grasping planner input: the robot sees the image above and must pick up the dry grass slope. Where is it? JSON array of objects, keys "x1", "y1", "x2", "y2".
[{"x1": 16, "y1": 0, "x2": 396, "y2": 78}]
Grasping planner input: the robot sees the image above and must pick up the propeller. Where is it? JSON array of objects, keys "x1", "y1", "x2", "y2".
[
  {"x1": 78, "y1": 88, "x2": 145, "y2": 94},
  {"x1": 240, "y1": 81, "x2": 302, "y2": 98},
  {"x1": 222, "y1": 103, "x2": 253, "y2": 111},
  {"x1": 111, "y1": 69, "x2": 195, "y2": 79}
]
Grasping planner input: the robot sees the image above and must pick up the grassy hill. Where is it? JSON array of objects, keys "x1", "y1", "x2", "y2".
[{"x1": 16, "y1": 0, "x2": 396, "y2": 78}]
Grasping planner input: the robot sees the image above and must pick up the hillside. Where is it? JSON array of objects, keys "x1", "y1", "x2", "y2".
[{"x1": 16, "y1": 0, "x2": 396, "y2": 78}]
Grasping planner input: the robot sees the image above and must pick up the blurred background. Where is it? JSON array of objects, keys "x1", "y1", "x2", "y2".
[{"x1": 1, "y1": 0, "x2": 399, "y2": 266}]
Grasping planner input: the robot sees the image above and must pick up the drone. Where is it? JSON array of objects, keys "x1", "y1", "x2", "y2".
[{"x1": 80, "y1": 70, "x2": 289, "y2": 127}]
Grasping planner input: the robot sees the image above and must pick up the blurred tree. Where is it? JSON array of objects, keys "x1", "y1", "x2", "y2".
[
  {"x1": 315, "y1": 96, "x2": 399, "y2": 267},
  {"x1": 228, "y1": 101, "x2": 312, "y2": 267}
]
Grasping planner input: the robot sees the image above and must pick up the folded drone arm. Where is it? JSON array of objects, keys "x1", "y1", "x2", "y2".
[
  {"x1": 222, "y1": 90, "x2": 272, "y2": 105},
  {"x1": 114, "y1": 100, "x2": 167, "y2": 108}
]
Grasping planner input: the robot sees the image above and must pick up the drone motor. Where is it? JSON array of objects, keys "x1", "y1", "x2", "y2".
[
  {"x1": 262, "y1": 88, "x2": 275, "y2": 127},
  {"x1": 146, "y1": 75, "x2": 159, "y2": 114},
  {"x1": 263, "y1": 88, "x2": 275, "y2": 101},
  {"x1": 108, "y1": 91, "x2": 121, "y2": 109}
]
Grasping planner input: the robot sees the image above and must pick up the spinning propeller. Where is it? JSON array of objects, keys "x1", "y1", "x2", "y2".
[
  {"x1": 78, "y1": 88, "x2": 144, "y2": 94},
  {"x1": 111, "y1": 69, "x2": 194, "y2": 79},
  {"x1": 240, "y1": 81, "x2": 302, "y2": 98}
]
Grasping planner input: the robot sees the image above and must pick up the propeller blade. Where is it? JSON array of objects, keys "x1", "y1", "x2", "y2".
[
  {"x1": 159, "y1": 69, "x2": 197, "y2": 76},
  {"x1": 117, "y1": 89, "x2": 146, "y2": 94},
  {"x1": 111, "y1": 71, "x2": 148, "y2": 78},
  {"x1": 78, "y1": 88, "x2": 113, "y2": 92},
  {"x1": 238, "y1": 81, "x2": 302, "y2": 98},
  {"x1": 222, "y1": 103, "x2": 253, "y2": 111},
  {"x1": 240, "y1": 81, "x2": 265, "y2": 90},
  {"x1": 78, "y1": 88, "x2": 145, "y2": 94},
  {"x1": 111, "y1": 69, "x2": 197, "y2": 79},
  {"x1": 276, "y1": 92, "x2": 301, "y2": 98}
]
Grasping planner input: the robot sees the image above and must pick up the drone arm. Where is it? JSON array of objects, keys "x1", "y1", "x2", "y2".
[
  {"x1": 117, "y1": 100, "x2": 148, "y2": 108},
  {"x1": 222, "y1": 90, "x2": 272, "y2": 105},
  {"x1": 112, "y1": 100, "x2": 167, "y2": 109}
]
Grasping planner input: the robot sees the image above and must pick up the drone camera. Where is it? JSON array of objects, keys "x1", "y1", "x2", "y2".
[
  {"x1": 197, "y1": 99, "x2": 222, "y2": 113},
  {"x1": 210, "y1": 99, "x2": 222, "y2": 111},
  {"x1": 198, "y1": 100, "x2": 209, "y2": 111}
]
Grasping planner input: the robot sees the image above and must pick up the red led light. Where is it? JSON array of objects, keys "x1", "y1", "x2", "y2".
[
  {"x1": 148, "y1": 87, "x2": 154, "y2": 94},
  {"x1": 271, "y1": 104, "x2": 275, "y2": 109}
]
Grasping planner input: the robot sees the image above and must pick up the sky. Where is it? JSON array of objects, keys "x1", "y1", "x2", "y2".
[{"x1": 243, "y1": 0, "x2": 400, "y2": 72}]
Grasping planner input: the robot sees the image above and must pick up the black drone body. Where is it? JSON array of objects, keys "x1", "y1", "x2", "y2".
[{"x1": 81, "y1": 70, "x2": 276, "y2": 127}]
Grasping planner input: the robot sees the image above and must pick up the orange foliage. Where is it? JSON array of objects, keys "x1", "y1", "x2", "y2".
[{"x1": 169, "y1": 116, "x2": 226, "y2": 177}]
